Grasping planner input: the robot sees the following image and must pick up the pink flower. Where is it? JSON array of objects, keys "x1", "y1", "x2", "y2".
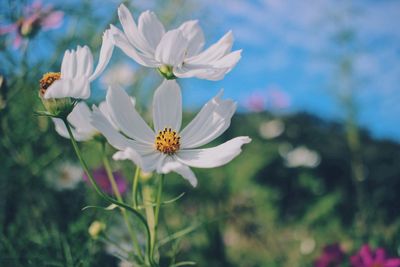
[
  {"x1": 265, "y1": 86, "x2": 291, "y2": 110},
  {"x1": 350, "y1": 245, "x2": 400, "y2": 267},
  {"x1": 245, "y1": 92, "x2": 266, "y2": 112},
  {"x1": 0, "y1": 1, "x2": 64, "y2": 49},
  {"x1": 243, "y1": 86, "x2": 291, "y2": 113},
  {"x1": 83, "y1": 167, "x2": 127, "y2": 195},
  {"x1": 314, "y1": 243, "x2": 345, "y2": 267}
]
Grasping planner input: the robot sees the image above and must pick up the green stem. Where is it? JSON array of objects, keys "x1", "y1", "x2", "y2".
[
  {"x1": 132, "y1": 166, "x2": 140, "y2": 209},
  {"x1": 142, "y1": 186, "x2": 156, "y2": 266},
  {"x1": 62, "y1": 118, "x2": 154, "y2": 266},
  {"x1": 101, "y1": 146, "x2": 144, "y2": 262},
  {"x1": 150, "y1": 174, "x2": 164, "y2": 262}
]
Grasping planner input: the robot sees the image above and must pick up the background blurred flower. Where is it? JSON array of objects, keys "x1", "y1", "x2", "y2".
[
  {"x1": 0, "y1": 0, "x2": 63, "y2": 49},
  {"x1": 45, "y1": 161, "x2": 83, "y2": 191},
  {"x1": 101, "y1": 62, "x2": 136, "y2": 88},
  {"x1": 88, "y1": 220, "x2": 106, "y2": 240},
  {"x1": 119, "y1": 261, "x2": 134, "y2": 267},
  {"x1": 105, "y1": 218, "x2": 144, "y2": 261},
  {"x1": 245, "y1": 92, "x2": 266, "y2": 112},
  {"x1": 259, "y1": 119, "x2": 285, "y2": 139},
  {"x1": 280, "y1": 145, "x2": 321, "y2": 168},
  {"x1": 314, "y1": 243, "x2": 345, "y2": 267},
  {"x1": 243, "y1": 86, "x2": 291, "y2": 112},
  {"x1": 265, "y1": 87, "x2": 291, "y2": 110},
  {"x1": 300, "y1": 237, "x2": 316, "y2": 255},
  {"x1": 83, "y1": 167, "x2": 127, "y2": 195},
  {"x1": 350, "y1": 245, "x2": 400, "y2": 267}
]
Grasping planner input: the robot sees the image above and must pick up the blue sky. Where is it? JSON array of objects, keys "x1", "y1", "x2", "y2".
[
  {"x1": 4, "y1": 0, "x2": 400, "y2": 141},
  {"x1": 182, "y1": 0, "x2": 400, "y2": 141}
]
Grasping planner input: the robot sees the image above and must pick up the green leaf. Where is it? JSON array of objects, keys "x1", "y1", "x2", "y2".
[
  {"x1": 81, "y1": 204, "x2": 119, "y2": 211},
  {"x1": 170, "y1": 261, "x2": 196, "y2": 267}
]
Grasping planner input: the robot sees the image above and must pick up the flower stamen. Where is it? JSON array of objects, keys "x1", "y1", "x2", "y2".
[
  {"x1": 155, "y1": 127, "x2": 180, "y2": 155},
  {"x1": 39, "y1": 72, "x2": 61, "y2": 97}
]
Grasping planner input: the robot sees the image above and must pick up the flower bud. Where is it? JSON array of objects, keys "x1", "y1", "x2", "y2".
[
  {"x1": 158, "y1": 65, "x2": 176, "y2": 80},
  {"x1": 88, "y1": 221, "x2": 106, "y2": 239},
  {"x1": 39, "y1": 72, "x2": 74, "y2": 117}
]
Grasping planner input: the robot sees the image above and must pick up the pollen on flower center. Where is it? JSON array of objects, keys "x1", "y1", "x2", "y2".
[
  {"x1": 155, "y1": 127, "x2": 180, "y2": 155},
  {"x1": 39, "y1": 72, "x2": 61, "y2": 97}
]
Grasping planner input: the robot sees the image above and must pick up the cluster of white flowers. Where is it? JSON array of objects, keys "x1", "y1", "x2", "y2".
[{"x1": 40, "y1": 4, "x2": 250, "y2": 187}]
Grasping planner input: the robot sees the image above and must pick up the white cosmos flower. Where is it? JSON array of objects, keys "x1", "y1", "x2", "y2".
[
  {"x1": 44, "y1": 30, "x2": 114, "y2": 99},
  {"x1": 109, "y1": 4, "x2": 241, "y2": 81},
  {"x1": 90, "y1": 80, "x2": 251, "y2": 187},
  {"x1": 45, "y1": 161, "x2": 83, "y2": 191}
]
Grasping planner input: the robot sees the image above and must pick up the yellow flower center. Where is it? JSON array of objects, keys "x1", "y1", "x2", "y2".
[
  {"x1": 39, "y1": 72, "x2": 61, "y2": 97},
  {"x1": 155, "y1": 127, "x2": 180, "y2": 155}
]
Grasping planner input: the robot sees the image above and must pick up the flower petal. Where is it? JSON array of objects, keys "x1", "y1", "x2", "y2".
[
  {"x1": 159, "y1": 157, "x2": 198, "y2": 187},
  {"x1": 112, "y1": 147, "x2": 143, "y2": 169},
  {"x1": 40, "y1": 11, "x2": 64, "y2": 29},
  {"x1": 386, "y1": 259, "x2": 400, "y2": 267},
  {"x1": 91, "y1": 105, "x2": 130, "y2": 150},
  {"x1": 185, "y1": 30, "x2": 234, "y2": 65},
  {"x1": 212, "y1": 49, "x2": 242, "y2": 69},
  {"x1": 173, "y1": 64, "x2": 231, "y2": 81},
  {"x1": 118, "y1": 4, "x2": 153, "y2": 55},
  {"x1": 113, "y1": 147, "x2": 164, "y2": 174},
  {"x1": 61, "y1": 49, "x2": 77, "y2": 79},
  {"x1": 106, "y1": 86, "x2": 155, "y2": 144},
  {"x1": 91, "y1": 106, "x2": 155, "y2": 156},
  {"x1": 52, "y1": 118, "x2": 69, "y2": 138},
  {"x1": 152, "y1": 80, "x2": 182, "y2": 132},
  {"x1": 110, "y1": 25, "x2": 159, "y2": 67},
  {"x1": 52, "y1": 118, "x2": 93, "y2": 141},
  {"x1": 180, "y1": 90, "x2": 236, "y2": 148},
  {"x1": 375, "y1": 248, "x2": 386, "y2": 262},
  {"x1": 69, "y1": 76, "x2": 90, "y2": 99},
  {"x1": 359, "y1": 245, "x2": 373, "y2": 265},
  {"x1": 176, "y1": 136, "x2": 251, "y2": 168},
  {"x1": 67, "y1": 102, "x2": 96, "y2": 133},
  {"x1": 0, "y1": 24, "x2": 17, "y2": 34},
  {"x1": 90, "y1": 29, "x2": 114, "y2": 81},
  {"x1": 173, "y1": 49, "x2": 241, "y2": 81},
  {"x1": 98, "y1": 100, "x2": 119, "y2": 130},
  {"x1": 60, "y1": 49, "x2": 72, "y2": 78},
  {"x1": 138, "y1": 10, "x2": 165, "y2": 50},
  {"x1": 43, "y1": 79, "x2": 67, "y2": 99},
  {"x1": 52, "y1": 102, "x2": 96, "y2": 141},
  {"x1": 155, "y1": 29, "x2": 188, "y2": 66},
  {"x1": 178, "y1": 20, "x2": 205, "y2": 57},
  {"x1": 76, "y1": 46, "x2": 93, "y2": 78}
]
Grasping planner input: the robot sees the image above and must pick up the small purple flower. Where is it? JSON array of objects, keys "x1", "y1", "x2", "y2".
[
  {"x1": 350, "y1": 245, "x2": 400, "y2": 267},
  {"x1": 245, "y1": 92, "x2": 266, "y2": 112},
  {"x1": 0, "y1": 0, "x2": 64, "y2": 49},
  {"x1": 83, "y1": 167, "x2": 127, "y2": 195},
  {"x1": 314, "y1": 243, "x2": 345, "y2": 267}
]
